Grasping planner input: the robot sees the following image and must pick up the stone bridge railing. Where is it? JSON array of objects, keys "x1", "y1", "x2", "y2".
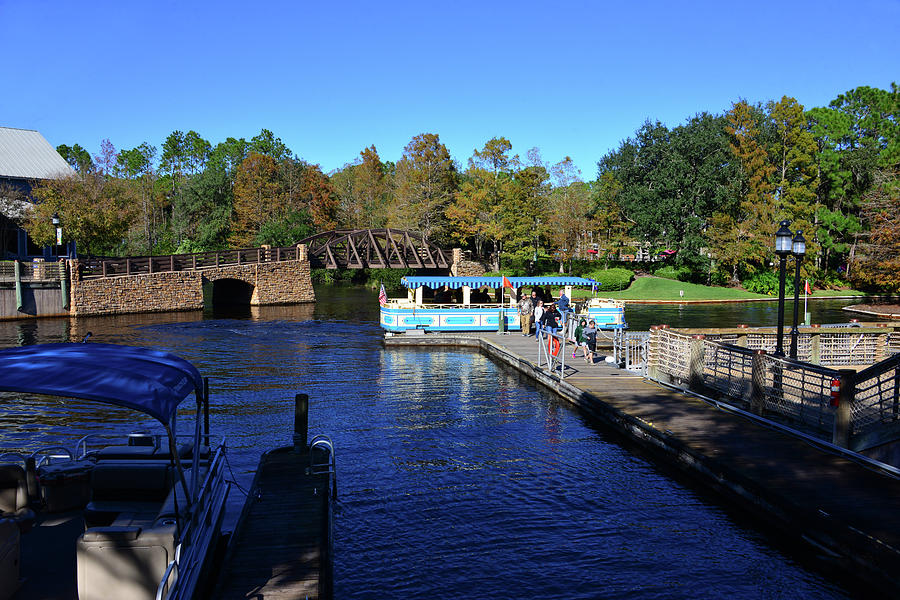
[
  {"x1": 78, "y1": 245, "x2": 307, "y2": 278},
  {"x1": 69, "y1": 245, "x2": 314, "y2": 316}
]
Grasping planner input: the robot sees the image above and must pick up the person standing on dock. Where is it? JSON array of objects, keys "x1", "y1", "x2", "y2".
[
  {"x1": 518, "y1": 292, "x2": 534, "y2": 336},
  {"x1": 557, "y1": 288, "x2": 571, "y2": 334},
  {"x1": 541, "y1": 302, "x2": 561, "y2": 337},
  {"x1": 583, "y1": 319, "x2": 597, "y2": 363},
  {"x1": 533, "y1": 300, "x2": 545, "y2": 340}
]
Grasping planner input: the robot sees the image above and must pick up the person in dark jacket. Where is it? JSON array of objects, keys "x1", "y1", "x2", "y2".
[{"x1": 540, "y1": 303, "x2": 561, "y2": 337}]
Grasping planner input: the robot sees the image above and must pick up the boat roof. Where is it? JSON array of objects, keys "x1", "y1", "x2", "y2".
[
  {"x1": 400, "y1": 275, "x2": 599, "y2": 290},
  {"x1": 0, "y1": 343, "x2": 204, "y2": 424}
]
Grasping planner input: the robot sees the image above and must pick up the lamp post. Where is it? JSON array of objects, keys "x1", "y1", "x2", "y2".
[
  {"x1": 789, "y1": 230, "x2": 806, "y2": 359},
  {"x1": 51, "y1": 213, "x2": 62, "y2": 258},
  {"x1": 774, "y1": 220, "x2": 793, "y2": 357}
]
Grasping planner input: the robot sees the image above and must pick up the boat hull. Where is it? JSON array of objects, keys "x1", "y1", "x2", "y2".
[{"x1": 380, "y1": 304, "x2": 626, "y2": 333}]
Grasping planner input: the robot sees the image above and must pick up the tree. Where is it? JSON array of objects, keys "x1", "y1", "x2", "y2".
[
  {"x1": 27, "y1": 174, "x2": 137, "y2": 255},
  {"x1": 768, "y1": 96, "x2": 819, "y2": 276},
  {"x1": 547, "y1": 157, "x2": 593, "y2": 272},
  {"x1": 56, "y1": 143, "x2": 94, "y2": 174},
  {"x1": 390, "y1": 133, "x2": 457, "y2": 244},
  {"x1": 445, "y1": 137, "x2": 518, "y2": 269},
  {"x1": 249, "y1": 129, "x2": 291, "y2": 162},
  {"x1": 116, "y1": 142, "x2": 160, "y2": 253},
  {"x1": 230, "y1": 152, "x2": 284, "y2": 247},
  {"x1": 331, "y1": 145, "x2": 388, "y2": 229},
  {"x1": 707, "y1": 100, "x2": 775, "y2": 281}
]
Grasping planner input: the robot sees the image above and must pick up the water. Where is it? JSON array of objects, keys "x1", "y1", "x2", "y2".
[{"x1": 0, "y1": 289, "x2": 869, "y2": 599}]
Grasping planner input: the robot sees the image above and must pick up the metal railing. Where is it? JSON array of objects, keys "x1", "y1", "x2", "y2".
[
  {"x1": 80, "y1": 245, "x2": 306, "y2": 279},
  {"x1": 157, "y1": 445, "x2": 231, "y2": 600},
  {"x1": 0, "y1": 260, "x2": 65, "y2": 282},
  {"x1": 851, "y1": 354, "x2": 900, "y2": 447},
  {"x1": 615, "y1": 329, "x2": 650, "y2": 374},
  {"x1": 537, "y1": 328, "x2": 569, "y2": 378},
  {"x1": 646, "y1": 327, "x2": 900, "y2": 452}
]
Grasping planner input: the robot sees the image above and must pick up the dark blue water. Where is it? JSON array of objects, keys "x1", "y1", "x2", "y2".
[{"x1": 0, "y1": 289, "x2": 867, "y2": 599}]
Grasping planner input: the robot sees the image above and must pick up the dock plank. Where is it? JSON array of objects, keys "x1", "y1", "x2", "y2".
[{"x1": 213, "y1": 447, "x2": 331, "y2": 600}]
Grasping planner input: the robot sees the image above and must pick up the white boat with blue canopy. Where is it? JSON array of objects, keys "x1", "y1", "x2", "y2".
[
  {"x1": 380, "y1": 275, "x2": 626, "y2": 333},
  {"x1": 0, "y1": 342, "x2": 229, "y2": 600}
]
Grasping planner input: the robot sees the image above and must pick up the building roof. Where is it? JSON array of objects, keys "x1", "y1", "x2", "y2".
[{"x1": 0, "y1": 127, "x2": 75, "y2": 180}]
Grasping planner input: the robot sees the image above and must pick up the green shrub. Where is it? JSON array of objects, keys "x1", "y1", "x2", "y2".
[
  {"x1": 585, "y1": 267, "x2": 634, "y2": 291},
  {"x1": 743, "y1": 271, "x2": 799, "y2": 296},
  {"x1": 654, "y1": 265, "x2": 692, "y2": 282},
  {"x1": 311, "y1": 268, "x2": 335, "y2": 285}
]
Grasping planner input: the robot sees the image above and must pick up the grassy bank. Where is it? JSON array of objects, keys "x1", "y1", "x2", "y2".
[{"x1": 571, "y1": 276, "x2": 867, "y2": 302}]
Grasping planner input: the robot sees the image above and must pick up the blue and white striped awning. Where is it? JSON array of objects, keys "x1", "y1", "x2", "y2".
[{"x1": 400, "y1": 276, "x2": 599, "y2": 290}]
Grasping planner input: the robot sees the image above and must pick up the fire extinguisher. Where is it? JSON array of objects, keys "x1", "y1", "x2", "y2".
[{"x1": 830, "y1": 378, "x2": 841, "y2": 408}]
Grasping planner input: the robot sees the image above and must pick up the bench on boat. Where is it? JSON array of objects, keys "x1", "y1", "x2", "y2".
[{"x1": 77, "y1": 461, "x2": 196, "y2": 600}]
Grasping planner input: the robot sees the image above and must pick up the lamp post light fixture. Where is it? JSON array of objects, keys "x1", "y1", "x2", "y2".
[
  {"x1": 789, "y1": 230, "x2": 807, "y2": 359},
  {"x1": 51, "y1": 212, "x2": 62, "y2": 256},
  {"x1": 774, "y1": 220, "x2": 793, "y2": 357}
]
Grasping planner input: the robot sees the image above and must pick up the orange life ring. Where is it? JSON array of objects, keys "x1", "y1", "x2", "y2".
[{"x1": 548, "y1": 336, "x2": 561, "y2": 357}]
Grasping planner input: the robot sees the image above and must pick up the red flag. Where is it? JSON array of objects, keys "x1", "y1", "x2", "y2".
[
  {"x1": 804, "y1": 280, "x2": 811, "y2": 295},
  {"x1": 502, "y1": 276, "x2": 514, "y2": 289},
  {"x1": 378, "y1": 283, "x2": 388, "y2": 307}
]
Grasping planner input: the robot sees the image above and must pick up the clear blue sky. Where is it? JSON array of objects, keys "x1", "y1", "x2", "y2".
[{"x1": 2, "y1": 0, "x2": 897, "y2": 179}]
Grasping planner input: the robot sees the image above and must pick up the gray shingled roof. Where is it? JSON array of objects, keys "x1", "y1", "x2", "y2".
[{"x1": 0, "y1": 127, "x2": 75, "y2": 179}]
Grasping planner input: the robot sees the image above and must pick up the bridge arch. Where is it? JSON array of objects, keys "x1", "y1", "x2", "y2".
[
  {"x1": 298, "y1": 228, "x2": 451, "y2": 270},
  {"x1": 208, "y1": 277, "x2": 255, "y2": 305}
]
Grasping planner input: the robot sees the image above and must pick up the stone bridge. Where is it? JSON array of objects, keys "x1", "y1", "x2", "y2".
[{"x1": 69, "y1": 246, "x2": 315, "y2": 317}]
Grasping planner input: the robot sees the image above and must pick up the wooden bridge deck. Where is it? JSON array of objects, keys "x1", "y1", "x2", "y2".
[
  {"x1": 386, "y1": 331, "x2": 900, "y2": 594},
  {"x1": 212, "y1": 446, "x2": 332, "y2": 600}
]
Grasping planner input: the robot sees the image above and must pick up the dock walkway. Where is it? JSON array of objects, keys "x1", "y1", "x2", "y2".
[
  {"x1": 212, "y1": 446, "x2": 332, "y2": 600},
  {"x1": 386, "y1": 331, "x2": 900, "y2": 594}
]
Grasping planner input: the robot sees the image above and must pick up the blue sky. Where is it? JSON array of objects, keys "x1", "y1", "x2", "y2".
[{"x1": 1, "y1": 0, "x2": 897, "y2": 179}]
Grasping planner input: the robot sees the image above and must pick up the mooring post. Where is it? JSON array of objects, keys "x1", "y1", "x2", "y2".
[
  {"x1": 294, "y1": 393, "x2": 309, "y2": 449},
  {"x1": 831, "y1": 369, "x2": 855, "y2": 449},
  {"x1": 750, "y1": 350, "x2": 767, "y2": 415}
]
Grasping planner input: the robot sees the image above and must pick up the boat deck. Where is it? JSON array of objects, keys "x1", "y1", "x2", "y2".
[
  {"x1": 386, "y1": 330, "x2": 900, "y2": 594},
  {"x1": 212, "y1": 446, "x2": 332, "y2": 600}
]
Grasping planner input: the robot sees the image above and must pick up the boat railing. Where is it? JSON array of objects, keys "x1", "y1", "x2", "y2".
[
  {"x1": 30, "y1": 446, "x2": 74, "y2": 467},
  {"x1": 157, "y1": 444, "x2": 230, "y2": 600},
  {"x1": 309, "y1": 434, "x2": 338, "y2": 500}
]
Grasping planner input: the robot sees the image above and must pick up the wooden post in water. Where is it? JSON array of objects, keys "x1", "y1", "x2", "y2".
[
  {"x1": 294, "y1": 393, "x2": 309, "y2": 449},
  {"x1": 750, "y1": 350, "x2": 767, "y2": 415},
  {"x1": 832, "y1": 369, "x2": 855, "y2": 449}
]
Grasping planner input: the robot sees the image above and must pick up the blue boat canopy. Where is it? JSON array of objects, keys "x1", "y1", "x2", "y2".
[
  {"x1": 400, "y1": 275, "x2": 599, "y2": 290},
  {"x1": 0, "y1": 343, "x2": 204, "y2": 424}
]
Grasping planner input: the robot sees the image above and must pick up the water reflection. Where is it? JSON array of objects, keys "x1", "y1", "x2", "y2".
[{"x1": 0, "y1": 286, "x2": 863, "y2": 599}]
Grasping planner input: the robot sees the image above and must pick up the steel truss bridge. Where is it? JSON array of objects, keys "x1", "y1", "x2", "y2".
[{"x1": 298, "y1": 229, "x2": 451, "y2": 270}]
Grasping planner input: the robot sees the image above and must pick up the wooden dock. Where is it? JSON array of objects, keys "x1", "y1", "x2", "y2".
[
  {"x1": 212, "y1": 396, "x2": 333, "y2": 600},
  {"x1": 386, "y1": 331, "x2": 900, "y2": 595}
]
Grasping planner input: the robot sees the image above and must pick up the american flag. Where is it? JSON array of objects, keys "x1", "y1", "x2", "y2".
[{"x1": 378, "y1": 283, "x2": 388, "y2": 307}]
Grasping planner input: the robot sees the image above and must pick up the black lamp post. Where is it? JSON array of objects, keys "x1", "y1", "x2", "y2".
[
  {"x1": 51, "y1": 213, "x2": 61, "y2": 257},
  {"x1": 789, "y1": 230, "x2": 806, "y2": 359},
  {"x1": 774, "y1": 220, "x2": 793, "y2": 357}
]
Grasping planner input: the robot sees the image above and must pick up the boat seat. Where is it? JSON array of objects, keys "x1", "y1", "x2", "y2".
[
  {"x1": 0, "y1": 518, "x2": 20, "y2": 600},
  {"x1": 77, "y1": 472, "x2": 194, "y2": 600},
  {"x1": 84, "y1": 462, "x2": 175, "y2": 528},
  {"x1": 0, "y1": 465, "x2": 35, "y2": 533},
  {"x1": 76, "y1": 522, "x2": 177, "y2": 600}
]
